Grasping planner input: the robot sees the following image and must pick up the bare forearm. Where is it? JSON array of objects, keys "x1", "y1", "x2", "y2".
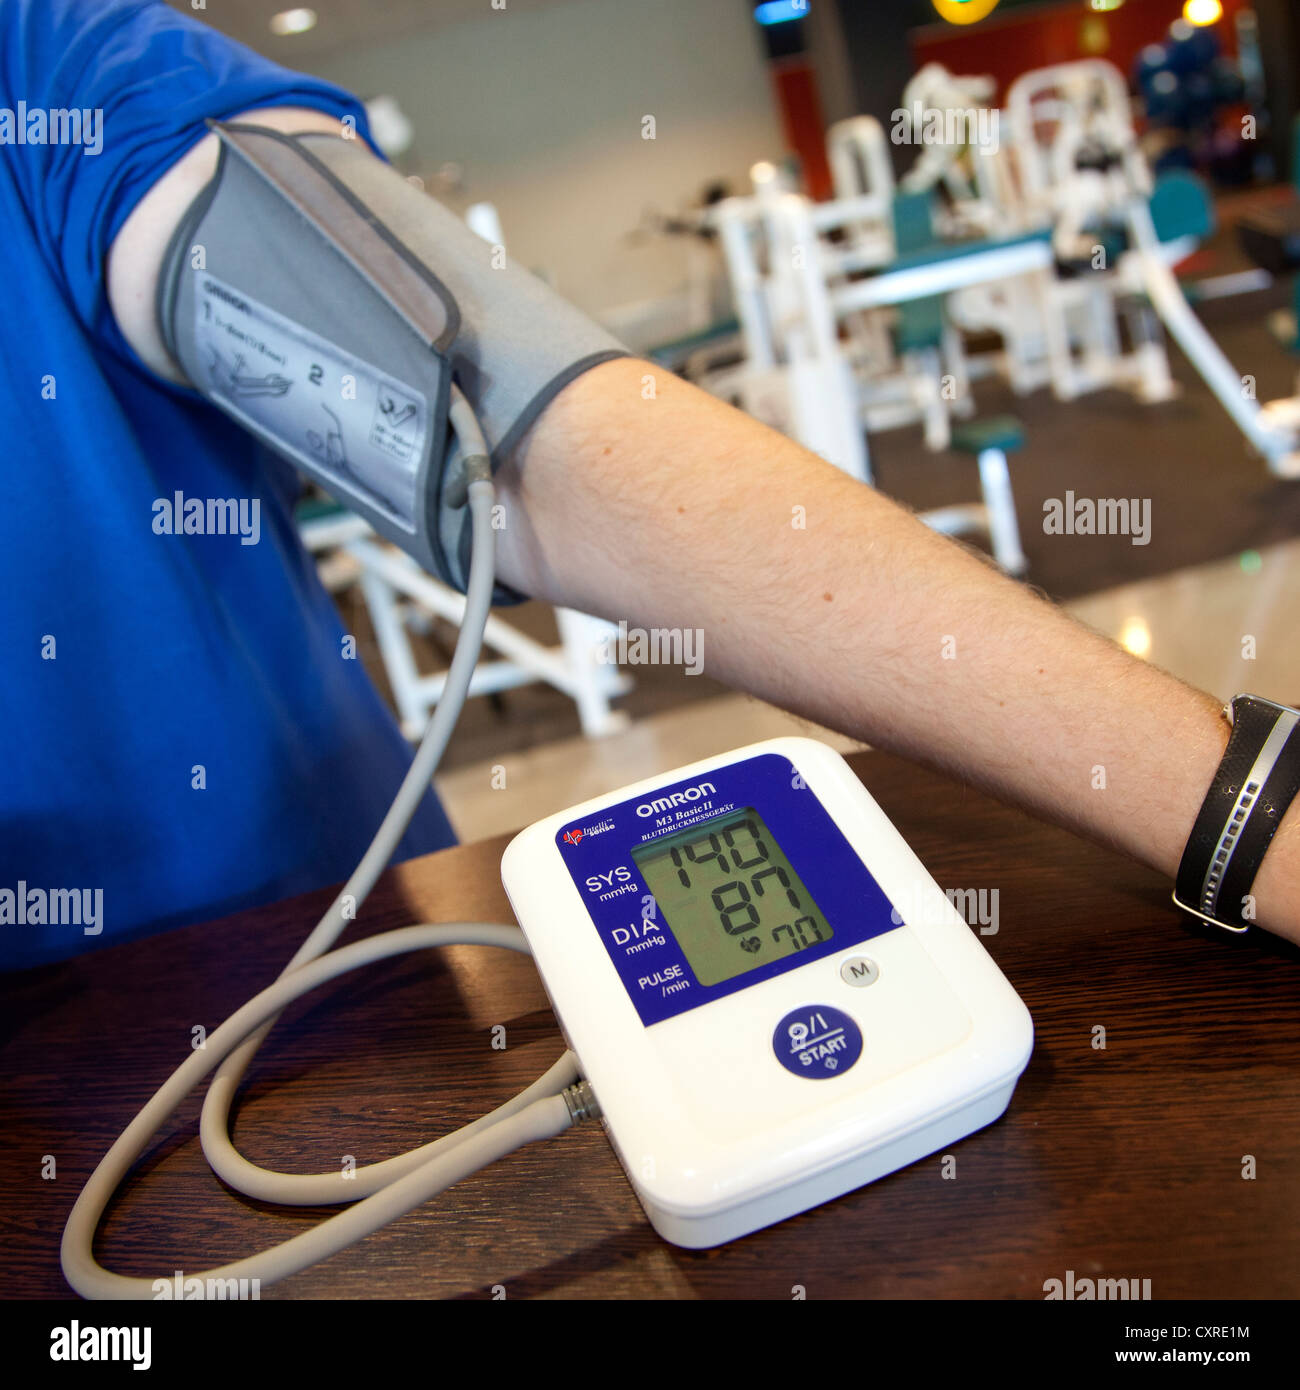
[{"x1": 498, "y1": 358, "x2": 1300, "y2": 942}]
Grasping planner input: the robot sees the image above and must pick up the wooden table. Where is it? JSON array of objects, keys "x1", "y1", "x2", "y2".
[{"x1": 4, "y1": 751, "x2": 1299, "y2": 1301}]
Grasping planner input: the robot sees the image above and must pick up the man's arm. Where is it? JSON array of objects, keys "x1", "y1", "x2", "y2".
[
  {"x1": 108, "y1": 122, "x2": 1300, "y2": 945},
  {"x1": 107, "y1": 106, "x2": 349, "y2": 384},
  {"x1": 498, "y1": 358, "x2": 1299, "y2": 943}
]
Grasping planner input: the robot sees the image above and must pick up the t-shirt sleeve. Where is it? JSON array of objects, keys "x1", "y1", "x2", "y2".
[{"x1": 0, "y1": 0, "x2": 375, "y2": 351}]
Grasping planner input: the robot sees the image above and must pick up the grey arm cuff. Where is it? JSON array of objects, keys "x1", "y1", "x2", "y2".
[
  {"x1": 158, "y1": 123, "x2": 628, "y2": 603},
  {"x1": 296, "y1": 133, "x2": 629, "y2": 466}
]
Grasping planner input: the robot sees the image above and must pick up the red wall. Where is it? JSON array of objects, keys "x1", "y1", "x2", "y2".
[
  {"x1": 773, "y1": 59, "x2": 835, "y2": 201},
  {"x1": 910, "y1": 0, "x2": 1247, "y2": 101}
]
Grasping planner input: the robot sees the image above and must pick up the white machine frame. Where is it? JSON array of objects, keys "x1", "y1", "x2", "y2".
[
  {"x1": 1004, "y1": 59, "x2": 1300, "y2": 473},
  {"x1": 300, "y1": 510, "x2": 632, "y2": 740},
  {"x1": 711, "y1": 54, "x2": 1300, "y2": 507}
]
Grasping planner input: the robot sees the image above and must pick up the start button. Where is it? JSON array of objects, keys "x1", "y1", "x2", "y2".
[{"x1": 773, "y1": 1005, "x2": 862, "y2": 1079}]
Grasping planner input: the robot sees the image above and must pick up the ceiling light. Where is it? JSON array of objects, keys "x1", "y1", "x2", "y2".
[
  {"x1": 1182, "y1": 0, "x2": 1222, "y2": 26},
  {"x1": 270, "y1": 9, "x2": 317, "y2": 37},
  {"x1": 1118, "y1": 617, "x2": 1152, "y2": 660}
]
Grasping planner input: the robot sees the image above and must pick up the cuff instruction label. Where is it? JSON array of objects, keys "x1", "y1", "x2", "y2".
[{"x1": 191, "y1": 275, "x2": 429, "y2": 534}]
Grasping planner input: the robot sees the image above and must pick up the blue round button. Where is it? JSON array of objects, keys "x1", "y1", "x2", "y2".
[{"x1": 773, "y1": 1005, "x2": 863, "y2": 1079}]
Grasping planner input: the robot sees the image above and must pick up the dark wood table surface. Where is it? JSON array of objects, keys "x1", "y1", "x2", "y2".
[{"x1": 4, "y1": 750, "x2": 1299, "y2": 1301}]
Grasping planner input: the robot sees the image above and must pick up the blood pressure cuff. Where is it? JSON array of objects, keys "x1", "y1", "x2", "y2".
[{"x1": 157, "y1": 121, "x2": 629, "y2": 598}]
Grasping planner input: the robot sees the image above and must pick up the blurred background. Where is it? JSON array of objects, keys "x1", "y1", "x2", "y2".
[{"x1": 173, "y1": 0, "x2": 1300, "y2": 838}]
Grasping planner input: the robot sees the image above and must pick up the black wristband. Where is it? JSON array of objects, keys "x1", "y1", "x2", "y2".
[{"x1": 1174, "y1": 695, "x2": 1300, "y2": 932}]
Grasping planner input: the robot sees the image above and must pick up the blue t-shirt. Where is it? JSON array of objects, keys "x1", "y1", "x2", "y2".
[{"x1": 0, "y1": 0, "x2": 457, "y2": 969}]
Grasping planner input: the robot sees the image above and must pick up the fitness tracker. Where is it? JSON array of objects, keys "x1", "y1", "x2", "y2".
[{"x1": 1174, "y1": 694, "x2": 1300, "y2": 933}]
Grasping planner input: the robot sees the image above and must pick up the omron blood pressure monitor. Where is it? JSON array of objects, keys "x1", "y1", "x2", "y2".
[{"x1": 502, "y1": 736, "x2": 1034, "y2": 1248}]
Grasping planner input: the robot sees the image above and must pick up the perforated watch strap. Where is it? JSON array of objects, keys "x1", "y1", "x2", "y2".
[{"x1": 1174, "y1": 695, "x2": 1300, "y2": 931}]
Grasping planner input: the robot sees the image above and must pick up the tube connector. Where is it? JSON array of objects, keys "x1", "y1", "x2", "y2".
[{"x1": 562, "y1": 1079, "x2": 602, "y2": 1125}]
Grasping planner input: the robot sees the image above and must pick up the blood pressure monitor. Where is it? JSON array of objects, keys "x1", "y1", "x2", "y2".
[{"x1": 502, "y1": 736, "x2": 1033, "y2": 1248}]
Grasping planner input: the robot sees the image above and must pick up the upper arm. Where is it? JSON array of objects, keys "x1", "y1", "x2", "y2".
[
  {"x1": 1, "y1": 0, "x2": 372, "y2": 379},
  {"x1": 107, "y1": 107, "x2": 352, "y2": 384}
]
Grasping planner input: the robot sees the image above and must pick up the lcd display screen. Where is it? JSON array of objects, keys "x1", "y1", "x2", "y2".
[{"x1": 632, "y1": 807, "x2": 834, "y2": 987}]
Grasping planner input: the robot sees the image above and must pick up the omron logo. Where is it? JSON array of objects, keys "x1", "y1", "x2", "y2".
[
  {"x1": 636, "y1": 782, "x2": 716, "y2": 817},
  {"x1": 202, "y1": 279, "x2": 249, "y2": 313}
]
